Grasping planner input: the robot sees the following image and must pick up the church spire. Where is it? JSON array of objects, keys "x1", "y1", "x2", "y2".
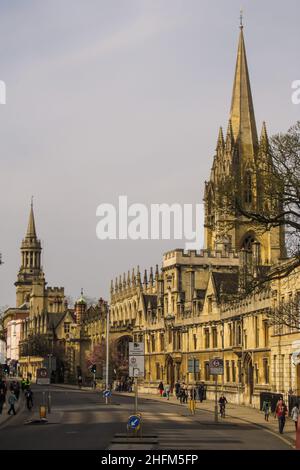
[
  {"x1": 229, "y1": 22, "x2": 258, "y2": 159},
  {"x1": 26, "y1": 198, "x2": 37, "y2": 239}
]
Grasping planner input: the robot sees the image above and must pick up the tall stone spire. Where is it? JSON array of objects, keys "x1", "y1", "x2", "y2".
[
  {"x1": 229, "y1": 23, "x2": 258, "y2": 159},
  {"x1": 26, "y1": 198, "x2": 37, "y2": 239},
  {"x1": 15, "y1": 201, "x2": 44, "y2": 307}
]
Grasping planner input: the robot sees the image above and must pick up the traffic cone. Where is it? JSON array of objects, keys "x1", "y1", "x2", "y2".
[{"x1": 296, "y1": 416, "x2": 300, "y2": 450}]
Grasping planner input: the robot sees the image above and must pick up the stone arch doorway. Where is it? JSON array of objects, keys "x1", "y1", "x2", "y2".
[
  {"x1": 166, "y1": 355, "x2": 175, "y2": 390},
  {"x1": 243, "y1": 352, "x2": 254, "y2": 404},
  {"x1": 113, "y1": 335, "x2": 133, "y2": 380}
]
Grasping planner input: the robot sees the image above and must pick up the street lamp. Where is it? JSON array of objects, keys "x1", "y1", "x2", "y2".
[{"x1": 105, "y1": 303, "x2": 110, "y2": 404}]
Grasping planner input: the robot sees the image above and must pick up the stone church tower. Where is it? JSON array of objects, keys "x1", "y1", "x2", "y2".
[
  {"x1": 15, "y1": 201, "x2": 46, "y2": 307},
  {"x1": 204, "y1": 24, "x2": 285, "y2": 266}
]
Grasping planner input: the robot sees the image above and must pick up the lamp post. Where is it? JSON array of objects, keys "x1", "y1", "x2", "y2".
[
  {"x1": 47, "y1": 353, "x2": 53, "y2": 413},
  {"x1": 105, "y1": 303, "x2": 110, "y2": 405}
]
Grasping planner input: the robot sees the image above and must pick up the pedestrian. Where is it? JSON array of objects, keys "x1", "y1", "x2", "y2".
[
  {"x1": 262, "y1": 400, "x2": 270, "y2": 421},
  {"x1": 21, "y1": 377, "x2": 26, "y2": 392},
  {"x1": 164, "y1": 384, "x2": 170, "y2": 400},
  {"x1": 198, "y1": 382, "x2": 205, "y2": 403},
  {"x1": 291, "y1": 403, "x2": 299, "y2": 431},
  {"x1": 0, "y1": 389, "x2": 5, "y2": 414},
  {"x1": 7, "y1": 391, "x2": 17, "y2": 416},
  {"x1": 13, "y1": 381, "x2": 20, "y2": 400},
  {"x1": 25, "y1": 388, "x2": 34, "y2": 410},
  {"x1": 78, "y1": 375, "x2": 83, "y2": 389},
  {"x1": 181, "y1": 384, "x2": 188, "y2": 404},
  {"x1": 158, "y1": 381, "x2": 164, "y2": 397},
  {"x1": 174, "y1": 381, "x2": 180, "y2": 399},
  {"x1": 24, "y1": 378, "x2": 30, "y2": 391},
  {"x1": 275, "y1": 398, "x2": 288, "y2": 434}
]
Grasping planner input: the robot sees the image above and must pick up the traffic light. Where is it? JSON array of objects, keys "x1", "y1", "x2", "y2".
[{"x1": 91, "y1": 364, "x2": 96, "y2": 374}]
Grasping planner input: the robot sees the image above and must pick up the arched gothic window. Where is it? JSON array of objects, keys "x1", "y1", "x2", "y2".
[{"x1": 242, "y1": 234, "x2": 255, "y2": 251}]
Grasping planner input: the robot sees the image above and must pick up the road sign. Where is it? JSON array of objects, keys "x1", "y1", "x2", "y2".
[
  {"x1": 129, "y1": 342, "x2": 144, "y2": 356},
  {"x1": 103, "y1": 390, "x2": 112, "y2": 398},
  {"x1": 129, "y1": 356, "x2": 145, "y2": 378},
  {"x1": 36, "y1": 368, "x2": 50, "y2": 385},
  {"x1": 127, "y1": 414, "x2": 141, "y2": 430},
  {"x1": 292, "y1": 349, "x2": 300, "y2": 366},
  {"x1": 209, "y1": 358, "x2": 224, "y2": 375}
]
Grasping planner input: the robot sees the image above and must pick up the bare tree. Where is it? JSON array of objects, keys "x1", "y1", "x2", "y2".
[
  {"x1": 218, "y1": 121, "x2": 300, "y2": 290},
  {"x1": 266, "y1": 297, "x2": 300, "y2": 332}
]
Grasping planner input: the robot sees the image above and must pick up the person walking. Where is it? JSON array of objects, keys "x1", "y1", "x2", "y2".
[
  {"x1": 198, "y1": 382, "x2": 205, "y2": 403},
  {"x1": 25, "y1": 388, "x2": 34, "y2": 410},
  {"x1": 158, "y1": 381, "x2": 164, "y2": 397},
  {"x1": 275, "y1": 398, "x2": 288, "y2": 434},
  {"x1": 0, "y1": 389, "x2": 5, "y2": 414},
  {"x1": 78, "y1": 375, "x2": 83, "y2": 389},
  {"x1": 174, "y1": 381, "x2": 180, "y2": 399},
  {"x1": 182, "y1": 384, "x2": 188, "y2": 404},
  {"x1": 13, "y1": 381, "x2": 20, "y2": 400},
  {"x1": 24, "y1": 378, "x2": 30, "y2": 391},
  {"x1": 7, "y1": 391, "x2": 17, "y2": 416},
  {"x1": 291, "y1": 403, "x2": 299, "y2": 431},
  {"x1": 262, "y1": 400, "x2": 271, "y2": 421},
  {"x1": 164, "y1": 384, "x2": 170, "y2": 400}
]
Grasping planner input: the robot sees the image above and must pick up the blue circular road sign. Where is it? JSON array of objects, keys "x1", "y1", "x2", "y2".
[
  {"x1": 103, "y1": 390, "x2": 112, "y2": 398},
  {"x1": 128, "y1": 415, "x2": 141, "y2": 430}
]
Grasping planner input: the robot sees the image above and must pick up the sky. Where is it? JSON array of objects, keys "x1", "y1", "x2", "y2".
[{"x1": 0, "y1": 0, "x2": 299, "y2": 307}]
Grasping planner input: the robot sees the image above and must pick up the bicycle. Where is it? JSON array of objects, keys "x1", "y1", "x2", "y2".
[{"x1": 220, "y1": 404, "x2": 226, "y2": 418}]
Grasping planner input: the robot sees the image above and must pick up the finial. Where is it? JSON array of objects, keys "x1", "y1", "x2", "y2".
[
  {"x1": 31, "y1": 195, "x2": 34, "y2": 208},
  {"x1": 240, "y1": 8, "x2": 243, "y2": 29},
  {"x1": 81, "y1": 288, "x2": 83, "y2": 296}
]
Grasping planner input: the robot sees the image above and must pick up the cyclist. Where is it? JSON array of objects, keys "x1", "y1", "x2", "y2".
[{"x1": 219, "y1": 394, "x2": 228, "y2": 417}]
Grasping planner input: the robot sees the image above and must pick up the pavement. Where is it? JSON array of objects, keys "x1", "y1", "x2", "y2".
[
  {"x1": 0, "y1": 384, "x2": 295, "y2": 450},
  {"x1": 115, "y1": 390, "x2": 297, "y2": 448},
  {"x1": 0, "y1": 380, "x2": 24, "y2": 428}
]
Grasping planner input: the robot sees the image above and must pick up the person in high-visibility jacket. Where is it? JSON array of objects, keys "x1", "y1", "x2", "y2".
[
  {"x1": 21, "y1": 378, "x2": 26, "y2": 392},
  {"x1": 24, "y1": 378, "x2": 31, "y2": 391}
]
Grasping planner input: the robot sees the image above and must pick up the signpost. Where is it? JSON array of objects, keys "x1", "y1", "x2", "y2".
[
  {"x1": 209, "y1": 358, "x2": 224, "y2": 423},
  {"x1": 129, "y1": 342, "x2": 144, "y2": 415},
  {"x1": 36, "y1": 368, "x2": 50, "y2": 385},
  {"x1": 105, "y1": 305, "x2": 110, "y2": 405},
  {"x1": 103, "y1": 390, "x2": 112, "y2": 399},
  {"x1": 127, "y1": 414, "x2": 142, "y2": 432}
]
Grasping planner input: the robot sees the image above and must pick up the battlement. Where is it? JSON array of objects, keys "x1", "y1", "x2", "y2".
[
  {"x1": 47, "y1": 286, "x2": 65, "y2": 294},
  {"x1": 163, "y1": 248, "x2": 240, "y2": 268}
]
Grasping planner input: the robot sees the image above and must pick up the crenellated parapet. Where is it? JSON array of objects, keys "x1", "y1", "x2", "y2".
[{"x1": 163, "y1": 248, "x2": 240, "y2": 269}]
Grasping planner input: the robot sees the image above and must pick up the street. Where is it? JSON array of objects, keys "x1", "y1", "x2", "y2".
[{"x1": 0, "y1": 385, "x2": 292, "y2": 450}]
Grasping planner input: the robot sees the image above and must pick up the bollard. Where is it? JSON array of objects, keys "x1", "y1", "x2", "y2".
[
  {"x1": 39, "y1": 405, "x2": 47, "y2": 419},
  {"x1": 189, "y1": 399, "x2": 196, "y2": 415},
  {"x1": 296, "y1": 416, "x2": 300, "y2": 450}
]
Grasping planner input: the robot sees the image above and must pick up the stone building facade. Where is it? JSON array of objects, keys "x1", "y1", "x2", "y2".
[
  {"x1": 3, "y1": 205, "x2": 108, "y2": 382},
  {"x1": 109, "y1": 24, "x2": 300, "y2": 408}
]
